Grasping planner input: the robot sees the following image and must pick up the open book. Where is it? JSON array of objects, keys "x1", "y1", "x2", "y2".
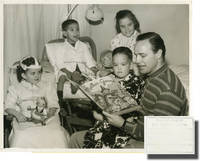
[{"x1": 67, "y1": 75, "x2": 140, "y2": 115}]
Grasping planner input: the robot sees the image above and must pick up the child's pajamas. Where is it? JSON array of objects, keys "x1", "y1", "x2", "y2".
[{"x1": 83, "y1": 71, "x2": 146, "y2": 148}]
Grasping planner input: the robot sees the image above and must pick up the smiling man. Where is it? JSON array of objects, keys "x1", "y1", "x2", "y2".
[
  {"x1": 118, "y1": 32, "x2": 189, "y2": 143},
  {"x1": 134, "y1": 32, "x2": 188, "y2": 116},
  {"x1": 102, "y1": 32, "x2": 189, "y2": 145}
]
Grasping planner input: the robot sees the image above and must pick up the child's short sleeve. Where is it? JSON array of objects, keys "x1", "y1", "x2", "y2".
[{"x1": 4, "y1": 85, "x2": 20, "y2": 112}]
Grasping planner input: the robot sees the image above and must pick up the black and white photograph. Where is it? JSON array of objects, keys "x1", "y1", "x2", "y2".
[{"x1": 2, "y1": 0, "x2": 192, "y2": 155}]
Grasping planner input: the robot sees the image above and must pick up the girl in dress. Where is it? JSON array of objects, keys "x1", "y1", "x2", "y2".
[
  {"x1": 69, "y1": 47, "x2": 146, "y2": 148},
  {"x1": 5, "y1": 56, "x2": 69, "y2": 148}
]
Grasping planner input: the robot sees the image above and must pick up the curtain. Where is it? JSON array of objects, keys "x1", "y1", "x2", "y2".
[
  {"x1": 3, "y1": 4, "x2": 92, "y2": 99},
  {"x1": 71, "y1": 4, "x2": 91, "y2": 36},
  {"x1": 3, "y1": 4, "x2": 70, "y2": 98}
]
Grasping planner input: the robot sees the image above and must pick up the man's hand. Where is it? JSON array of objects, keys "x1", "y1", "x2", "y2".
[
  {"x1": 93, "y1": 110, "x2": 103, "y2": 121},
  {"x1": 103, "y1": 111, "x2": 125, "y2": 128}
]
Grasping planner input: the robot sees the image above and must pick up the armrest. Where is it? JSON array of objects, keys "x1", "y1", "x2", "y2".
[
  {"x1": 79, "y1": 36, "x2": 97, "y2": 61},
  {"x1": 4, "y1": 115, "x2": 12, "y2": 148}
]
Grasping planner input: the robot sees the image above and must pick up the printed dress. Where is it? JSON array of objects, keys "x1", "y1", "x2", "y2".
[{"x1": 110, "y1": 31, "x2": 139, "y2": 62}]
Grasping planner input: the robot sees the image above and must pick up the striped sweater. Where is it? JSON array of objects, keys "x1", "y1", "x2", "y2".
[{"x1": 123, "y1": 63, "x2": 189, "y2": 141}]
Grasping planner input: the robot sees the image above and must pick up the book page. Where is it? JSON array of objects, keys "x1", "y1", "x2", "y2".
[{"x1": 145, "y1": 116, "x2": 195, "y2": 154}]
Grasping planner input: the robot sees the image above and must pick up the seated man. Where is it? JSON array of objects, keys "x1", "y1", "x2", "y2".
[{"x1": 68, "y1": 32, "x2": 189, "y2": 148}]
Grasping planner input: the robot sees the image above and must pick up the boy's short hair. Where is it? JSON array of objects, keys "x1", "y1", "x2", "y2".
[
  {"x1": 112, "y1": 47, "x2": 133, "y2": 61},
  {"x1": 62, "y1": 19, "x2": 79, "y2": 31}
]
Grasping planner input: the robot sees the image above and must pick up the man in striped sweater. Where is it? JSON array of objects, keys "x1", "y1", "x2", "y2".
[
  {"x1": 102, "y1": 32, "x2": 188, "y2": 147},
  {"x1": 69, "y1": 32, "x2": 188, "y2": 148}
]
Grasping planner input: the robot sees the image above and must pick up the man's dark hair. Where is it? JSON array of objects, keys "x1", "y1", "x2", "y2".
[
  {"x1": 112, "y1": 47, "x2": 133, "y2": 61},
  {"x1": 136, "y1": 32, "x2": 166, "y2": 59}
]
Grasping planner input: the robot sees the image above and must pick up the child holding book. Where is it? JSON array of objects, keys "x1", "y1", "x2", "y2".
[
  {"x1": 69, "y1": 47, "x2": 146, "y2": 148},
  {"x1": 45, "y1": 19, "x2": 98, "y2": 107}
]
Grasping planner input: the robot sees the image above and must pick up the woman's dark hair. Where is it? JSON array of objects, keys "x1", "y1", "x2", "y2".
[
  {"x1": 136, "y1": 32, "x2": 166, "y2": 60},
  {"x1": 16, "y1": 57, "x2": 38, "y2": 82},
  {"x1": 115, "y1": 10, "x2": 141, "y2": 33},
  {"x1": 112, "y1": 47, "x2": 133, "y2": 61}
]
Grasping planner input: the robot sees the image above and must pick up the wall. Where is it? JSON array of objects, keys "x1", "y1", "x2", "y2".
[{"x1": 89, "y1": 4, "x2": 189, "y2": 65}]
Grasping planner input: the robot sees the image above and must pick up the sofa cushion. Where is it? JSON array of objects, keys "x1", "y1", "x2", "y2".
[{"x1": 169, "y1": 65, "x2": 189, "y2": 100}]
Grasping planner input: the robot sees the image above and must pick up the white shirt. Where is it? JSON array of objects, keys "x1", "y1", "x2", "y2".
[{"x1": 45, "y1": 39, "x2": 96, "y2": 77}]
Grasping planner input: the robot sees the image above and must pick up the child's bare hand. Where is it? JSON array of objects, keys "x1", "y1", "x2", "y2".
[
  {"x1": 93, "y1": 111, "x2": 103, "y2": 121},
  {"x1": 72, "y1": 71, "x2": 82, "y2": 82},
  {"x1": 15, "y1": 113, "x2": 27, "y2": 122},
  {"x1": 98, "y1": 70, "x2": 111, "y2": 77},
  {"x1": 103, "y1": 111, "x2": 125, "y2": 128},
  {"x1": 60, "y1": 68, "x2": 72, "y2": 79},
  {"x1": 32, "y1": 118, "x2": 42, "y2": 124}
]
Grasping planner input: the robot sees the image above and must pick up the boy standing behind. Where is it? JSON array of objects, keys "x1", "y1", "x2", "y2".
[{"x1": 45, "y1": 19, "x2": 98, "y2": 107}]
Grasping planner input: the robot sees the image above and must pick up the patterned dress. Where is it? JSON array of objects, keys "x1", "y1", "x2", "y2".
[
  {"x1": 83, "y1": 71, "x2": 146, "y2": 148},
  {"x1": 110, "y1": 31, "x2": 139, "y2": 62}
]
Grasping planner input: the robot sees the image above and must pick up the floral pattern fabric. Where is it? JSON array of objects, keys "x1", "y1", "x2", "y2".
[{"x1": 83, "y1": 71, "x2": 146, "y2": 148}]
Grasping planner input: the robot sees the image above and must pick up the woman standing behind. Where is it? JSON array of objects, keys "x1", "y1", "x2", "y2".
[{"x1": 111, "y1": 10, "x2": 141, "y2": 75}]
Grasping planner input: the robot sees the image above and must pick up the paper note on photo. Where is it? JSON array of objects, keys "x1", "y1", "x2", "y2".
[{"x1": 145, "y1": 116, "x2": 195, "y2": 154}]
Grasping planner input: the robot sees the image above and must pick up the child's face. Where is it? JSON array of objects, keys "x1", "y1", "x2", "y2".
[
  {"x1": 119, "y1": 17, "x2": 135, "y2": 37},
  {"x1": 22, "y1": 68, "x2": 42, "y2": 85},
  {"x1": 113, "y1": 53, "x2": 131, "y2": 79},
  {"x1": 63, "y1": 23, "x2": 80, "y2": 45},
  {"x1": 101, "y1": 52, "x2": 112, "y2": 68}
]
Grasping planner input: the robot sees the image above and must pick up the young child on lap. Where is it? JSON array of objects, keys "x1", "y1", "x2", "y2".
[{"x1": 83, "y1": 47, "x2": 146, "y2": 148}]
